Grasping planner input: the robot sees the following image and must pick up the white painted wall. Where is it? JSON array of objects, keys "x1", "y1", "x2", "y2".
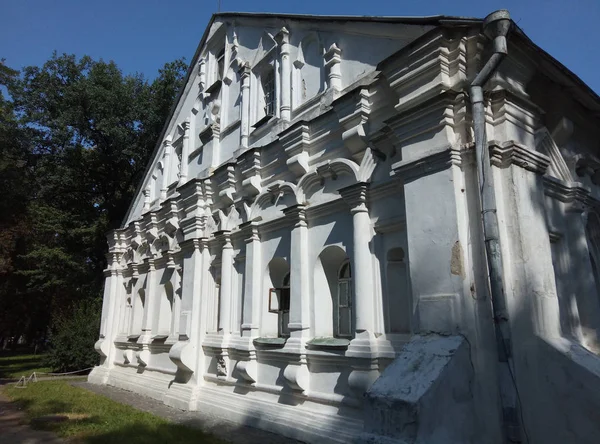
[{"x1": 91, "y1": 13, "x2": 600, "y2": 444}]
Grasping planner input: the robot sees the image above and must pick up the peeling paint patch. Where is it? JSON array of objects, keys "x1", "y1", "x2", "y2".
[{"x1": 451, "y1": 241, "x2": 465, "y2": 279}]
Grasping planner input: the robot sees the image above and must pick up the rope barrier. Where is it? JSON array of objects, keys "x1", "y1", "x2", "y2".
[
  {"x1": 35, "y1": 367, "x2": 94, "y2": 376},
  {"x1": 13, "y1": 366, "x2": 93, "y2": 388}
]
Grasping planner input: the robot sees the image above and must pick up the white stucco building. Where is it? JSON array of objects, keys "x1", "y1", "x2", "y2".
[{"x1": 90, "y1": 10, "x2": 600, "y2": 443}]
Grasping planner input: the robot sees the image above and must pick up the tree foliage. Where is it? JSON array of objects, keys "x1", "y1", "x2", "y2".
[
  {"x1": 0, "y1": 54, "x2": 186, "y2": 355},
  {"x1": 44, "y1": 299, "x2": 102, "y2": 372}
]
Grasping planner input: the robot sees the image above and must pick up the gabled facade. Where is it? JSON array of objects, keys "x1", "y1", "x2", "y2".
[{"x1": 90, "y1": 11, "x2": 600, "y2": 444}]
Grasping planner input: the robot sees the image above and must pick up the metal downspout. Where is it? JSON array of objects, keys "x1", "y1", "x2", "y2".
[{"x1": 469, "y1": 10, "x2": 523, "y2": 443}]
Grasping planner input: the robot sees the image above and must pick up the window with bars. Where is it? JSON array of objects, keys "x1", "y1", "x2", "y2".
[
  {"x1": 262, "y1": 69, "x2": 276, "y2": 117},
  {"x1": 335, "y1": 261, "x2": 352, "y2": 338},
  {"x1": 268, "y1": 272, "x2": 290, "y2": 337}
]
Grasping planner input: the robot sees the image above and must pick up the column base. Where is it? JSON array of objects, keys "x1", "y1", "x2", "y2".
[
  {"x1": 347, "y1": 331, "x2": 378, "y2": 358},
  {"x1": 162, "y1": 381, "x2": 199, "y2": 411},
  {"x1": 88, "y1": 365, "x2": 110, "y2": 385}
]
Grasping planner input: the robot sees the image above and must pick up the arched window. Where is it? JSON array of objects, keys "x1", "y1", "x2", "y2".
[
  {"x1": 335, "y1": 261, "x2": 352, "y2": 338},
  {"x1": 385, "y1": 248, "x2": 410, "y2": 333},
  {"x1": 268, "y1": 270, "x2": 290, "y2": 338}
]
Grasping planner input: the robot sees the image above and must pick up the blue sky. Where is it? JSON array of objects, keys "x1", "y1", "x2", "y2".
[{"x1": 2, "y1": 0, "x2": 599, "y2": 94}]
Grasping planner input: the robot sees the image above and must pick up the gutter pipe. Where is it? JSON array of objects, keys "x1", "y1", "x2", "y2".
[{"x1": 469, "y1": 10, "x2": 523, "y2": 443}]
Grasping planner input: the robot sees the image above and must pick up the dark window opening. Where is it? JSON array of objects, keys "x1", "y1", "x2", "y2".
[
  {"x1": 216, "y1": 49, "x2": 225, "y2": 82},
  {"x1": 336, "y1": 261, "x2": 352, "y2": 338},
  {"x1": 262, "y1": 69, "x2": 276, "y2": 117},
  {"x1": 269, "y1": 272, "x2": 290, "y2": 337}
]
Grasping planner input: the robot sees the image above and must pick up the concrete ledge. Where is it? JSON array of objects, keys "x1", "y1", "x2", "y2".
[{"x1": 361, "y1": 334, "x2": 475, "y2": 444}]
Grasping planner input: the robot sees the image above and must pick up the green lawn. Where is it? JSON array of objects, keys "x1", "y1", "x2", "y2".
[
  {"x1": 0, "y1": 352, "x2": 52, "y2": 379},
  {"x1": 4, "y1": 380, "x2": 226, "y2": 443}
]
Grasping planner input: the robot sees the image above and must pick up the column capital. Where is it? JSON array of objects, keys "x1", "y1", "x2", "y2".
[
  {"x1": 324, "y1": 43, "x2": 342, "y2": 67},
  {"x1": 240, "y1": 221, "x2": 260, "y2": 243},
  {"x1": 283, "y1": 204, "x2": 307, "y2": 228},
  {"x1": 214, "y1": 230, "x2": 233, "y2": 249},
  {"x1": 339, "y1": 182, "x2": 369, "y2": 213},
  {"x1": 181, "y1": 118, "x2": 190, "y2": 133},
  {"x1": 146, "y1": 258, "x2": 156, "y2": 271},
  {"x1": 276, "y1": 26, "x2": 290, "y2": 47},
  {"x1": 239, "y1": 62, "x2": 251, "y2": 81}
]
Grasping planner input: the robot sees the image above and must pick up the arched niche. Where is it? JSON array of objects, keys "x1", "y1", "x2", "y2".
[
  {"x1": 249, "y1": 181, "x2": 298, "y2": 221},
  {"x1": 313, "y1": 245, "x2": 350, "y2": 338},
  {"x1": 156, "y1": 278, "x2": 174, "y2": 337},
  {"x1": 152, "y1": 162, "x2": 164, "y2": 203},
  {"x1": 119, "y1": 281, "x2": 133, "y2": 335},
  {"x1": 131, "y1": 288, "x2": 145, "y2": 335},
  {"x1": 384, "y1": 247, "x2": 410, "y2": 334},
  {"x1": 293, "y1": 33, "x2": 325, "y2": 108},
  {"x1": 207, "y1": 264, "x2": 220, "y2": 333},
  {"x1": 169, "y1": 138, "x2": 183, "y2": 186},
  {"x1": 296, "y1": 159, "x2": 360, "y2": 205},
  {"x1": 222, "y1": 60, "x2": 242, "y2": 128}
]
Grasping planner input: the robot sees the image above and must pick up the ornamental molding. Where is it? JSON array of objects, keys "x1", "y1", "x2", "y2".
[
  {"x1": 489, "y1": 140, "x2": 550, "y2": 174},
  {"x1": 390, "y1": 144, "x2": 462, "y2": 183},
  {"x1": 543, "y1": 176, "x2": 591, "y2": 213}
]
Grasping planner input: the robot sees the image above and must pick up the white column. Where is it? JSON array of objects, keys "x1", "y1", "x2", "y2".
[
  {"x1": 284, "y1": 205, "x2": 310, "y2": 342},
  {"x1": 167, "y1": 266, "x2": 182, "y2": 343},
  {"x1": 169, "y1": 238, "x2": 206, "y2": 376},
  {"x1": 340, "y1": 183, "x2": 375, "y2": 336},
  {"x1": 218, "y1": 231, "x2": 233, "y2": 335},
  {"x1": 324, "y1": 43, "x2": 342, "y2": 93},
  {"x1": 198, "y1": 58, "x2": 206, "y2": 93},
  {"x1": 95, "y1": 263, "x2": 119, "y2": 362},
  {"x1": 278, "y1": 27, "x2": 291, "y2": 122},
  {"x1": 241, "y1": 222, "x2": 261, "y2": 339},
  {"x1": 178, "y1": 118, "x2": 190, "y2": 186},
  {"x1": 160, "y1": 136, "x2": 172, "y2": 200},
  {"x1": 139, "y1": 258, "x2": 157, "y2": 343},
  {"x1": 240, "y1": 64, "x2": 251, "y2": 148}
]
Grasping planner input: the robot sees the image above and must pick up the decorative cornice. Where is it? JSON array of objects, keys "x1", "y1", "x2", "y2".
[
  {"x1": 543, "y1": 176, "x2": 591, "y2": 213},
  {"x1": 280, "y1": 122, "x2": 311, "y2": 177},
  {"x1": 489, "y1": 140, "x2": 550, "y2": 174},
  {"x1": 374, "y1": 216, "x2": 406, "y2": 234},
  {"x1": 390, "y1": 145, "x2": 461, "y2": 183}
]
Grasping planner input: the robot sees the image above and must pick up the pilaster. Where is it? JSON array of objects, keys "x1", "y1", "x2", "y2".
[
  {"x1": 216, "y1": 230, "x2": 234, "y2": 339},
  {"x1": 178, "y1": 118, "x2": 190, "y2": 186},
  {"x1": 240, "y1": 63, "x2": 251, "y2": 148},
  {"x1": 229, "y1": 222, "x2": 261, "y2": 384},
  {"x1": 339, "y1": 182, "x2": 377, "y2": 357},
  {"x1": 138, "y1": 258, "x2": 157, "y2": 345},
  {"x1": 277, "y1": 27, "x2": 291, "y2": 122},
  {"x1": 160, "y1": 136, "x2": 173, "y2": 200},
  {"x1": 324, "y1": 43, "x2": 342, "y2": 94},
  {"x1": 240, "y1": 222, "x2": 261, "y2": 341},
  {"x1": 283, "y1": 205, "x2": 311, "y2": 348}
]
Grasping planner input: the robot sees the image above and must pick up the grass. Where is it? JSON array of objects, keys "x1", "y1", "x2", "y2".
[
  {"x1": 4, "y1": 380, "x2": 226, "y2": 443},
  {"x1": 0, "y1": 352, "x2": 52, "y2": 379}
]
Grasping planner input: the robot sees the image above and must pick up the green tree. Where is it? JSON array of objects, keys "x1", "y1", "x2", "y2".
[{"x1": 0, "y1": 53, "x2": 186, "y2": 355}]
